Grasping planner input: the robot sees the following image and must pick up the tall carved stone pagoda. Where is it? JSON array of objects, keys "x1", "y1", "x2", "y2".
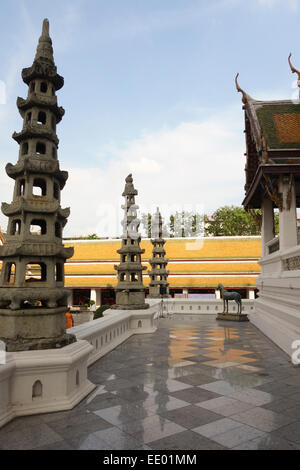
[
  {"x1": 148, "y1": 208, "x2": 169, "y2": 298},
  {"x1": 0, "y1": 19, "x2": 75, "y2": 351},
  {"x1": 113, "y1": 174, "x2": 149, "y2": 309}
]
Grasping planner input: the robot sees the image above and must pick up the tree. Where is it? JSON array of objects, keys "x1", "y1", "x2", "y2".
[
  {"x1": 206, "y1": 205, "x2": 262, "y2": 236},
  {"x1": 87, "y1": 233, "x2": 100, "y2": 240}
]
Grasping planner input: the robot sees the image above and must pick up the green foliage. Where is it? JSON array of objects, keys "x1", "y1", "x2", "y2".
[
  {"x1": 87, "y1": 233, "x2": 100, "y2": 240},
  {"x1": 93, "y1": 304, "x2": 111, "y2": 320},
  {"x1": 207, "y1": 206, "x2": 261, "y2": 237}
]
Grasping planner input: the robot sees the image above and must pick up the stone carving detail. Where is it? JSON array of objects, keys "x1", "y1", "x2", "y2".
[{"x1": 283, "y1": 256, "x2": 300, "y2": 271}]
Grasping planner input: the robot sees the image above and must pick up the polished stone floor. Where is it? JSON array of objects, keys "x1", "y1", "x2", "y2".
[{"x1": 1, "y1": 315, "x2": 300, "y2": 450}]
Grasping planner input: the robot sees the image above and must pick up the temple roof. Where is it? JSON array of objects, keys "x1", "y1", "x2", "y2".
[
  {"x1": 236, "y1": 66, "x2": 300, "y2": 208},
  {"x1": 246, "y1": 98, "x2": 300, "y2": 151}
]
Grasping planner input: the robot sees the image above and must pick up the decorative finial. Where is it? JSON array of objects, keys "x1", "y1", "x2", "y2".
[
  {"x1": 34, "y1": 18, "x2": 54, "y2": 64},
  {"x1": 42, "y1": 18, "x2": 50, "y2": 38},
  {"x1": 123, "y1": 173, "x2": 137, "y2": 197},
  {"x1": 288, "y1": 53, "x2": 300, "y2": 89},
  {"x1": 235, "y1": 73, "x2": 248, "y2": 105}
]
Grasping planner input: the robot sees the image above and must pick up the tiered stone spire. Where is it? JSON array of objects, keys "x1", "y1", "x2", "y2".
[
  {"x1": 0, "y1": 19, "x2": 75, "y2": 351},
  {"x1": 113, "y1": 174, "x2": 149, "y2": 309},
  {"x1": 148, "y1": 208, "x2": 169, "y2": 298}
]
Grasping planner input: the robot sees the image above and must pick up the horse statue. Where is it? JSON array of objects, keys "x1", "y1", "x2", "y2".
[{"x1": 217, "y1": 284, "x2": 242, "y2": 315}]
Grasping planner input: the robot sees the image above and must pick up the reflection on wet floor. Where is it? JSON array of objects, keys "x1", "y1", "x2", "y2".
[{"x1": 0, "y1": 316, "x2": 300, "y2": 450}]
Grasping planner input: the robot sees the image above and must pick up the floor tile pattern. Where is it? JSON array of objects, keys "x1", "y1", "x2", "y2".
[{"x1": 1, "y1": 316, "x2": 300, "y2": 450}]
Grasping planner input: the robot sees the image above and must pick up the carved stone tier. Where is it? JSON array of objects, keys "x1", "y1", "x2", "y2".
[
  {"x1": 12, "y1": 124, "x2": 59, "y2": 146},
  {"x1": 0, "y1": 243, "x2": 73, "y2": 258},
  {"x1": 149, "y1": 268, "x2": 169, "y2": 276},
  {"x1": 114, "y1": 263, "x2": 146, "y2": 272},
  {"x1": 6, "y1": 159, "x2": 68, "y2": 188},
  {"x1": 2, "y1": 200, "x2": 70, "y2": 218},
  {"x1": 17, "y1": 96, "x2": 65, "y2": 122},
  {"x1": 0, "y1": 287, "x2": 70, "y2": 310},
  {"x1": 117, "y1": 246, "x2": 145, "y2": 255},
  {"x1": 149, "y1": 258, "x2": 168, "y2": 265},
  {"x1": 22, "y1": 62, "x2": 64, "y2": 90}
]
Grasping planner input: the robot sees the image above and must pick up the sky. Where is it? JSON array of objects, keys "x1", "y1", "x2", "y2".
[{"x1": 0, "y1": 0, "x2": 300, "y2": 237}]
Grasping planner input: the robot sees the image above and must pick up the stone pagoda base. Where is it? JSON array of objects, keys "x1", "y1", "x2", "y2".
[
  {"x1": 113, "y1": 290, "x2": 149, "y2": 310},
  {"x1": 216, "y1": 313, "x2": 249, "y2": 322},
  {"x1": 148, "y1": 286, "x2": 170, "y2": 299},
  {"x1": 0, "y1": 306, "x2": 76, "y2": 352}
]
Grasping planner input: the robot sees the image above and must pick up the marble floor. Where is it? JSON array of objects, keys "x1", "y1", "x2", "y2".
[{"x1": 1, "y1": 315, "x2": 300, "y2": 450}]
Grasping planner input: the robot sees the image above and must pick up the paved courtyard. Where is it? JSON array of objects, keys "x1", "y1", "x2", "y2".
[{"x1": 1, "y1": 315, "x2": 300, "y2": 450}]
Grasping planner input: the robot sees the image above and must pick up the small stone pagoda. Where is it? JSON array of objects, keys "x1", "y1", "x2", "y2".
[
  {"x1": 113, "y1": 174, "x2": 149, "y2": 309},
  {"x1": 148, "y1": 208, "x2": 169, "y2": 298},
  {"x1": 0, "y1": 19, "x2": 75, "y2": 351}
]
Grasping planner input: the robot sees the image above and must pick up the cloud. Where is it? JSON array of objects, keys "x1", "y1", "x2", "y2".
[{"x1": 59, "y1": 105, "x2": 245, "y2": 238}]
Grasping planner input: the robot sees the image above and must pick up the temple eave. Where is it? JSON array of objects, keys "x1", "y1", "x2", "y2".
[
  {"x1": 21, "y1": 63, "x2": 64, "y2": 90},
  {"x1": 17, "y1": 96, "x2": 65, "y2": 122},
  {"x1": 12, "y1": 127, "x2": 59, "y2": 146},
  {"x1": 5, "y1": 161, "x2": 68, "y2": 189}
]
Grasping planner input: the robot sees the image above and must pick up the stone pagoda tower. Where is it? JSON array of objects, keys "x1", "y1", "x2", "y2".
[
  {"x1": 0, "y1": 19, "x2": 75, "y2": 351},
  {"x1": 113, "y1": 174, "x2": 149, "y2": 309},
  {"x1": 148, "y1": 208, "x2": 169, "y2": 298}
]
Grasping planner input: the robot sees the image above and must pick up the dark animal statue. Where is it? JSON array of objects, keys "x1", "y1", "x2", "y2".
[{"x1": 217, "y1": 284, "x2": 242, "y2": 314}]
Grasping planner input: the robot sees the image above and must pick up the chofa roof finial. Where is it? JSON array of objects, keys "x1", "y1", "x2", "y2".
[
  {"x1": 235, "y1": 73, "x2": 248, "y2": 105},
  {"x1": 288, "y1": 53, "x2": 300, "y2": 88}
]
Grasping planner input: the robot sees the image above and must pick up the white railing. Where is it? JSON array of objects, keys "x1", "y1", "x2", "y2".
[{"x1": 159, "y1": 298, "x2": 255, "y2": 316}]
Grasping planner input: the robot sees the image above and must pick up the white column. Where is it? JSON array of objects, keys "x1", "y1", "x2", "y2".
[
  {"x1": 279, "y1": 176, "x2": 298, "y2": 251},
  {"x1": 96, "y1": 290, "x2": 101, "y2": 308},
  {"x1": 67, "y1": 289, "x2": 74, "y2": 307},
  {"x1": 261, "y1": 197, "x2": 274, "y2": 257},
  {"x1": 248, "y1": 289, "x2": 255, "y2": 300},
  {"x1": 90, "y1": 289, "x2": 97, "y2": 305},
  {"x1": 215, "y1": 289, "x2": 221, "y2": 300},
  {"x1": 183, "y1": 288, "x2": 188, "y2": 298}
]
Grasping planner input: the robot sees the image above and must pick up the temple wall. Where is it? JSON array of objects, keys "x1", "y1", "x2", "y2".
[{"x1": 252, "y1": 245, "x2": 300, "y2": 357}]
